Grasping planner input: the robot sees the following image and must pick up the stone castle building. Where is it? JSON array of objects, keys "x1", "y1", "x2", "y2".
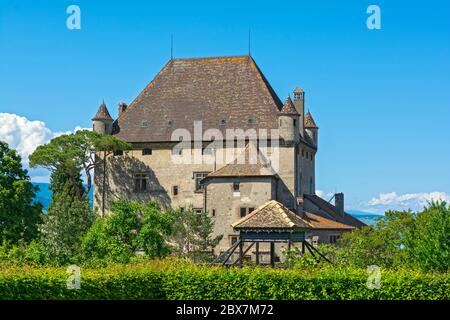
[{"x1": 92, "y1": 55, "x2": 364, "y2": 259}]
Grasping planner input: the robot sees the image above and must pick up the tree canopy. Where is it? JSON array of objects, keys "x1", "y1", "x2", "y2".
[
  {"x1": 0, "y1": 141, "x2": 42, "y2": 243},
  {"x1": 29, "y1": 130, "x2": 130, "y2": 197}
]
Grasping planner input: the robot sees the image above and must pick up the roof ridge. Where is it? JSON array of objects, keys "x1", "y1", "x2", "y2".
[{"x1": 173, "y1": 55, "x2": 250, "y2": 61}]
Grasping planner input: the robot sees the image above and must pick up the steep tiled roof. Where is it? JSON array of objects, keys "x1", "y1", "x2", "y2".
[
  {"x1": 113, "y1": 56, "x2": 284, "y2": 142},
  {"x1": 232, "y1": 200, "x2": 311, "y2": 229},
  {"x1": 303, "y1": 212, "x2": 355, "y2": 230},
  {"x1": 304, "y1": 111, "x2": 318, "y2": 129},
  {"x1": 280, "y1": 96, "x2": 298, "y2": 114},
  {"x1": 92, "y1": 101, "x2": 113, "y2": 121},
  {"x1": 206, "y1": 142, "x2": 276, "y2": 178},
  {"x1": 303, "y1": 194, "x2": 366, "y2": 228}
]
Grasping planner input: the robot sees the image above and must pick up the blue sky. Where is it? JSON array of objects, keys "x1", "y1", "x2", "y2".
[{"x1": 1, "y1": 0, "x2": 449, "y2": 212}]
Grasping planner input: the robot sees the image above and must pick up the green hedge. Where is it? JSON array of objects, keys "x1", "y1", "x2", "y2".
[{"x1": 0, "y1": 261, "x2": 448, "y2": 300}]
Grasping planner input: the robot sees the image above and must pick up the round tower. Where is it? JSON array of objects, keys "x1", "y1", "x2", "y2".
[
  {"x1": 92, "y1": 100, "x2": 113, "y2": 135},
  {"x1": 278, "y1": 96, "x2": 300, "y2": 143},
  {"x1": 304, "y1": 111, "x2": 318, "y2": 146}
]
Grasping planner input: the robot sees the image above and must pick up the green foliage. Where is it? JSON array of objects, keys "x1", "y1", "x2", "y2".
[
  {"x1": 404, "y1": 201, "x2": 450, "y2": 272},
  {"x1": 0, "y1": 141, "x2": 42, "y2": 243},
  {"x1": 79, "y1": 201, "x2": 173, "y2": 265},
  {"x1": 333, "y1": 202, "x2": 450, "y2": 272},
  {"x1": 0, "y1": 260, "x2": 448, "y2": 300},
  {"x1": 29, "y1": 130, "x2": 130, "y2": 196},
  {"x1": 39, "y1": 179, "x2": 93, "y2": 264},
  {"x1": 169, "y1": 207, "x2": 222, "y2": 262}
]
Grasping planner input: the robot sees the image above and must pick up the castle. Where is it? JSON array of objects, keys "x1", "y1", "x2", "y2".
[{"x1": 92, "y1": 55, "x2": 364, "y2": 259}]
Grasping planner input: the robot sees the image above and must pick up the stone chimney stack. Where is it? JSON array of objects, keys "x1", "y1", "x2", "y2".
[
  {"x1": 118, "y1": 102, "x2": 128, "y2": 116},
  {"x1": 293, "y1": 87, "x2": 304, "y2": 138},
  {"x1": 334, "y1": 193, "x2": 344, "y2": 215}
]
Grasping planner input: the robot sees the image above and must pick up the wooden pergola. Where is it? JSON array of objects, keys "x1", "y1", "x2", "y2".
[{"x1": 210, "y1": 200, "x2": 331, "y2": 267}]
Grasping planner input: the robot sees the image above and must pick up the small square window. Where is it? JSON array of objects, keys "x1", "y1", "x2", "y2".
[
  {"x1": 114, "y1": 150, "x2": 124, "y2": 156},
  {"x1": 172, "y1": 186, "x2": 178, "y2": 196},
  {"x1": 194, "y1": 208, "x2": 203, "y2": 214},
  {"x1": 247, "y1": 118, "x2": 254, "y2": 125},
  {"x1": 134, "y1": 173, "x2": 149, "y2": 193},
  {"x1": 233, "y1": 182, "x2": 240, "y2": 192},
  {"x1": 249, "y1": 208, "x2": 255, "y2": 213},
  {"x1": 194, "y1": 172, "x2": 209, "y2": 192},
  {"x1": 167, "y1": 120, "x2": 173, "y2": 127},
  {"x1": 141, "y1": 120, "x2": 149, "y2": 128},
  {"x1": 219, "y1": 119, "x2": 226, "y2": 126},
  {"x1": 142, "y1": 148, "x2": 152, "y2": 156}
]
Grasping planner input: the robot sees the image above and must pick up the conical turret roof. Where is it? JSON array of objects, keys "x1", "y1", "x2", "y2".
[
  {"x1": 280, "y1": 96, "x2": 298, "y2": 114},
  {"x1": 92, "y1": 101, "x2": 113, "y2": 121},
  {"x1": 304, "y1": 111, "x2": 318, "y2": 129}
]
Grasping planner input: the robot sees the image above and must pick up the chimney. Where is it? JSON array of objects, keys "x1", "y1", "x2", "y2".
[
  {"x1": 296, "y1": 196, "x2": 304, "y2": 216},
  {"x1": 334, "y1": 193, "x2": 344, "y2": 215},
  {"x1": 293, "y1": 87, "x2": 304, "y2": 137},
  {"x1": 118, "y1": 102, "x2": 128, "y2": 116}
]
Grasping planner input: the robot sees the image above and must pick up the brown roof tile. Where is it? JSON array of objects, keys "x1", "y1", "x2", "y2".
[
  {"x1": 303, "y1": 212, "x2": 355, "y2": 230},
  {"x1": 92, "y1": 101, "x2": 113, "y2": 121},
  {"x1": 304, "y1": 111, "x2": 318, "y2": 129},
  {"x1": 232, "y1": 200, "x2": 311, "y2": 229},
  {"x1": 303, "y1": 194, "x2": 366, "y2": 228},
  {"x1": 113, "y1": 56, "x2": 284, "y2": 142},
  {"x1": 280, "y1": 96, "x2": 298, "y2": 114}
]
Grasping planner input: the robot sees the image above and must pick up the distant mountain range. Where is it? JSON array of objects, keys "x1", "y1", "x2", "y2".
[{"x1": 32, "y1": 183, "x2": 384, "y2": 224}]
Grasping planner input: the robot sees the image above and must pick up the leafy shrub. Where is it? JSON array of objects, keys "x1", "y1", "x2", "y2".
[
  {"x1": 79, "y1": 201, "x2": 173, "y2": 265},
  {"x1": 0, "y1": 260, "x2": 448, "y2": 300}
]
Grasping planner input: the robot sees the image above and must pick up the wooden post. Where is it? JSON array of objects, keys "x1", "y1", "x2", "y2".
[
  {"x1": 301, "y1": 241, "x2": 305, "y2": 254},
  {"x1": 239, "y1": 241, "x2": 243, "y2": 268},
  {"x1": 270, "y1": 242, "x2": 275, "y2": 267},
  {"x1": 255, "y1": 242, "x2": 260, "y2": 265},
  {"x1": 287, "y1": 240, "x2": 292, "y2": 268}
]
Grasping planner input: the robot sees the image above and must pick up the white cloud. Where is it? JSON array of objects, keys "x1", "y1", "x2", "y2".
[
  {"x1": 0, "y1": 113, "x2": 88, "y2": 168},
  {"x1": 315, "y1": 188, "x2": 450, "y2": 214},
  {"x1": 368, "y1": 191, "x2": 450, "y2": 210}
]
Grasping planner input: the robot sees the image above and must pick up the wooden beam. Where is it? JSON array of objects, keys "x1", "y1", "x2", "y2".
[
  {"x1": 270, "y1": 242, "x2": 275, "y2": 267},
  {"x1": 238, "y1": 241, "x2": 243, "y2": 268},
  {"x1": 305, "y1": 241, "x2": 332, "y2": 264},
  {"x1": 232, "y1": 242, "x2": 255, "y2": 266},
  {"x1": 255, "y1": 242, "x2": 260, "y2": 265}
]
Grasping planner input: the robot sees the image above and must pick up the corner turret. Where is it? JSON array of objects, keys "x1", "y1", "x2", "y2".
[
  {"x1": 304, "y1": 111, "x2": 318, "y2": 146},
  {"x1": 92, "y1": 100, "x2": 113, "y2": 135},
  {"x1": 278, "y1": 96, "x2": 300, "y2": 143}
]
